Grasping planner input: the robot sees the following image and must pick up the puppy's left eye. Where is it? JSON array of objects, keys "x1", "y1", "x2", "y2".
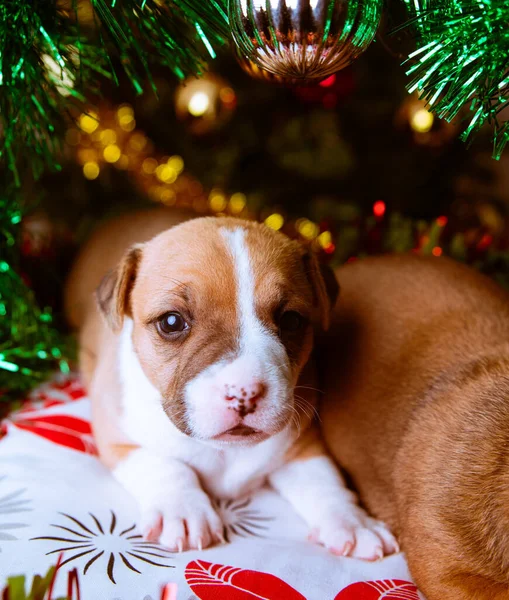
[
  {"x1": 279, "y1": 311, "x2": 306, "y2": 333},
  {"x1": 156, "y1": 312, "x2": 188, "y2": 338}
]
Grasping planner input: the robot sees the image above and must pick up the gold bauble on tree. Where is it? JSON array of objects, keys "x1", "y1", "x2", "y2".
[
  {"x1": 229, "y1": 0, "x2": 383, "y2": 82},
  {"x1": 174, "y1": 74, "x2": 237, "y2": 135}
]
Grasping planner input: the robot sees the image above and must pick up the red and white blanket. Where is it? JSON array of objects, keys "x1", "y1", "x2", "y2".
[{"x1": 0, "y1": 376, "x2": 424, "y2": 599}]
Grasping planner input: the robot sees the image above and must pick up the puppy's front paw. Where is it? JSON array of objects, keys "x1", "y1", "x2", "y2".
[
  {"x1": 308, "y1": 505, "x2": 399, "y2": 561},
  {"x1": 140, "y1": 489, "x2": 224, "y2": 552}
]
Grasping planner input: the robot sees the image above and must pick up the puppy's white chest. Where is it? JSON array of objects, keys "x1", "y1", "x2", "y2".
[{"x1": 189, "y1": 436, "x2": 289, "y2": 499}]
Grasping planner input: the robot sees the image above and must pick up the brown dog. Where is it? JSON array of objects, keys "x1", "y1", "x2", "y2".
[
  {"x1": 321, "y1": 253, "x2": 509, "y2": 600},
  {"x1": 65, "y1": 208, "x2": 398, "y2": 558}
]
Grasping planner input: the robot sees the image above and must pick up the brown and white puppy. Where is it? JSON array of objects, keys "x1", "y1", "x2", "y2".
[
  {"x1": 320, "y1": 254, "x2": 509, "y2": 600},
  {"x1": 65, "y1": 208, "x2": 397, "y2": 558}
]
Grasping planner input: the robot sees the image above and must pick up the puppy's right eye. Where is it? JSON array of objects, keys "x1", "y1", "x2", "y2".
[
  {"x1": 156, "y1": 312, "x2": 188, "y2": 338},
  {"x1": 279, "y1": 311, "x2": 306, "y2": 333}
]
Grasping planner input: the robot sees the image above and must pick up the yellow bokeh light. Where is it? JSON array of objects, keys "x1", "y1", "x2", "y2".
[
  {"x1": 298, "y1": 219, "x2": 319, "y2": 240},
  {"x1": 78, "y1": 111, "x2": 99, "y2": 134},
  {"x1": 160, "y1": 189, "x2": 176, "y2": 205},
  {"x1": 318, "y1": 231, "x2": 332, "y2": 248},
  {"x1": 83, "y1": 162, "x2": 100, "y2": 180},
  {"x1": 167, "y1": 155, "x2": 184, "y2": 174},
  {"x1": 188, "y1": 92, "x2": 210, "y2": 117},
  {"x1": 229, "y1": 192, "x2": 246, "y2": 214},
  {"x1": 119, "y1": 116, "x2": 136, "y2": 131},
  {"x1": 142, "y1": 158, "x2": 158, "y2": 175},
  {"x1": 129, "y1": 133, "x2": 147, "y2": 151},
  {"x1": 411, "y1": 108, "x2": 434, "y2": 133},
  {"x1": 100, "y1": 129, "x2": 117, "y2": 145},
  {"x1": 265, "y1": 213, "x2": 284, "y2": 231},
  {"x1": 117, "y1": 105, "x2": 134, "y2": 118},
  {"x1": 156, "y1": 164, "x2": 177, "y2": 183},
  {"x1": 103, "y1": 144, "x2": 121, "y2": 163},
  {"x1": 209, "y1": 191, "x2": 227, "y2": 212}
]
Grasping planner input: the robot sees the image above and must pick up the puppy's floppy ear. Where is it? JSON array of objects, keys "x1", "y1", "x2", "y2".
[
  {"x1": 95, "y1": 244, "x2": 143, "y2": 331},
  {"x1": 303, "y1": 251, "x2": 340, "y2": 331}
]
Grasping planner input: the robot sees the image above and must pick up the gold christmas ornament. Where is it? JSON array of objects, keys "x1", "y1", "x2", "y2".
[
  {"x1": 174, "y1": 74, "x2": 236, "y2": 135},
  {"x1": 229, "y1": 0, "x2": 383, "y2": 82},
  {"x1": 396, "y1": 94, "x2": 460, "y2": 148}
]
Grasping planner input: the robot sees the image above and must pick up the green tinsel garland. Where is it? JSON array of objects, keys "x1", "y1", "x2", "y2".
[
  {"x1": 401, "y1": 0, "x2": 509, "y2": 159},
  {"x1": 0, "y1": 190, "x2": 71, "y2": 402}
]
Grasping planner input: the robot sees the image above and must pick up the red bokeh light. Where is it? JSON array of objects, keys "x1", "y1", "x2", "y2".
[
  {"x1": 373, "y1": 200, "x2": 386, "y2": 218},
  {"x1": 319, "y1": 74, "x2": 337, "y2": 88}
]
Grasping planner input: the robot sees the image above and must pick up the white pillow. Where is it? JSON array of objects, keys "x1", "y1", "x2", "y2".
[{"x1": 0, "y1": 376, "x2": 422, "y2": 600}]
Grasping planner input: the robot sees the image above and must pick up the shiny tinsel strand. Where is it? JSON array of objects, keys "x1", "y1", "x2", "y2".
[
  {"x1": 401, "y1": 0, "x2": 509, "y2": 159},
  {"x1": 0, "y1": 189, "x2": 72, "y2": 402}
]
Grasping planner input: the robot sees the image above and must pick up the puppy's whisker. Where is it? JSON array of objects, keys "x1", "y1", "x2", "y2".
[
  {"x1": 294, "y1": 385, "x2": 325, "y2": 395},
  {"x1": 294, "y1": 394, "x2": 321, "y2": 423}
]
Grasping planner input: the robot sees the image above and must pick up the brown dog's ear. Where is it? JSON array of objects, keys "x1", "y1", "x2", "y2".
[
  {"x1": 95, "y1": 244, "x2": 143, "y2": 331},
  {"x1": 303, "y1": 251, "x2": 340, "y2": 331}
]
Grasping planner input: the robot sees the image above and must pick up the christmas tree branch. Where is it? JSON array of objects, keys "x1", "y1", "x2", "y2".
[
  {"x1": 0, "y1": 0, "x2": 229, "y2": 180},
  {"x1": 401, "y1": 0, "x2": 509, "y2": 159}
]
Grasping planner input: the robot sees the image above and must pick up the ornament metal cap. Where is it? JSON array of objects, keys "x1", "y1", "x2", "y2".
[{"x1": 229, "y1": 0, "x2": 383, "y2": 82}]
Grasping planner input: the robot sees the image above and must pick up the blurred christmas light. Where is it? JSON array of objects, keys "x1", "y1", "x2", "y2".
[
  {"x1": 175, "y1": 74, "x2": 236, "y2": 135},
  {"x1": 100, "y1": 129, "x2": 117, "y2": 145},
  {"x1": 265, "y1": 213, "x2": 284, "y2": 231},
  {"x1": 78, "y1": 112, "x2": 99, "y2": 134},
  {"x1": 229, "y1": 192, "x2": 247, "y2": 214},
  {"x1": 156, "y1": 164, "x2": 178, "y2": 184},
  {"x1": 298, "y1": 219, "x2": 319, "y2": 240},
  {"x1": 117, "y1": 105, "x2": 136, "y2": 131},
  {"x1": 411, "y1": 108, "x2": 434, "y2": 133},
  {"x1": 209, "y1": 190, "x2": 227, "y2": 212},
  {"x1": 436, "y1": 216, "x2": 448, "y2": 227},
  {"x1": 83, "y1": 162, "x2": 100, "y2": 180},
  {"x1": 318, "y1": 231, "x2": 333, "y2": 248},
  {"x1": 432, "y1": 247, "x2": 443, "y2": 257},
  {"x1": 396, "y1": 94, "x2": 459, "y2": 148},
  {"x1": 167, "y1": 156, "x2": 185, "y2": 174},
  {"x1": 373, "y1": 200, "x2": 386, "y2": 218},
  {"x1": 477, "y1": 234, "x2": 493, "y2": 251},
  {"x1": 142, "y1": 158, "x2": 158, "y2": 174},
  {"x1": 159, "y1": 188, "x2": 177, "y2": 206},
  {"x1": 319, "y1": 75, "x2": 337, "y2": 88},
  {"x1": 103, "y1": 144, "x2": 121, "y2": 163},
  {"x1": 188, "y1": 92, "x2": 210, "y2": 117}
]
